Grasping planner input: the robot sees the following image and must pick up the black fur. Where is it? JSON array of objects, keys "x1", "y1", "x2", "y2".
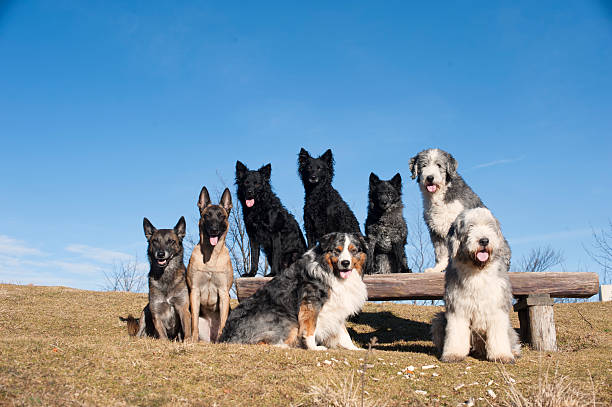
[
  {"x1": 365, "y1": 173, "x2": 411, "y2": 274},
  {"x1": 298, "y1": 148, "x2": 361, "y2": 248},
  {"x1": 235, "y1": 161, "x2": 307, "y2": 277}
]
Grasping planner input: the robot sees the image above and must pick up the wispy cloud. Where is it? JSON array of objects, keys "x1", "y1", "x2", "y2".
[
  {"x1": 471, "y1": 155, "x2": 525, "y2": 170},
  {"x1": 508, "y1": 228, "x2": 592, "y2": 245},
  {"x1": 0, "y1": 235, "x2": 146, "y2": 290},
  {"x1": 0, "y1": 235, "x2": 45, "y2": 257},
  {"x1": 65, "y1": 244, "x2": 133, "y2": 264}
]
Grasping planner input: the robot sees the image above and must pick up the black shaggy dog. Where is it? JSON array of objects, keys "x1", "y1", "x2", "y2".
[
  {"x1": 235, "y1": 161, "x2": 307, "y2": 277},
  {"x1": 298, "y1": 148, "x2": 361, "y2": 248},
  {"x1": 365, "y1": 173, "x2": 412, "y2": 274}
]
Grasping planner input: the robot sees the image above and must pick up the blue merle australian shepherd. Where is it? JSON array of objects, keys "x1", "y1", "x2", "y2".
[{"x1": 219, "y1": 232, "x2": 368, "y2": 350}]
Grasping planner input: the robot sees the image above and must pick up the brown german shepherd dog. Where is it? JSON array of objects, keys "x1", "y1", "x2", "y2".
[{"x1": 186, "y1": 187, "x2": 234, "y2": 342}]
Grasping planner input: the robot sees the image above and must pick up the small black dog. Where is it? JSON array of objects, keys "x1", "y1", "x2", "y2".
[
  {"x1": 365, "y1": 173, "x2": 411, "y2": 274},
  {"x1": 298, "y1": 148, "x2": 361, "y2": 248},
  {"x1": 133, "y1": 217, "x2": 191, "y2": 340},
  {"x1": 235, "y1": 161, "x2": 307, "y2": 277}
]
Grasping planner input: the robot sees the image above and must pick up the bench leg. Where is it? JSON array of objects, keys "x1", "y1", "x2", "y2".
[{"x1": 513, "y1": 294, "x2": 557, "y2": 352}]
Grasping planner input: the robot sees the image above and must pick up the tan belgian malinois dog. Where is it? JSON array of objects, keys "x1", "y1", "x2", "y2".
[{"x1": 187, "y1": 186, "x2": 234, "y2": 342}]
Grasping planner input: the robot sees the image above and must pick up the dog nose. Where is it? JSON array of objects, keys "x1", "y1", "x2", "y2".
[
  {"x1": 156, "y1": 251, "x2": 165, "y2": 258},
  {"x1": 340, "y1": 260, "x2": 350, "y2": 268},
  {"x1": 479, "y1": 238, "x2": 489, "y2": 247},
  {"x1": 426, "y1": 175, "x2": 434, "y2": 183}
]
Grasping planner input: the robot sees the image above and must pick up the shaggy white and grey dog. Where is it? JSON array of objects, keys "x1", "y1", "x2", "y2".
[
  {"x1": 431, "y1": 207, "x2": 520, "y2": 363},
  {"x1": 409, "y1": 149, "x2": 485, "y2": 273}
]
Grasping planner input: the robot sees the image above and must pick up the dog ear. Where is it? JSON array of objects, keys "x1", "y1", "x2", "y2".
[
  {"x1": 448, "y1": 223, "x2": 460, "y2": 258},
  {"x1": 174, "y1": 216, "x2": 186, "y2": 240},
  {"x1": 445, "y1": 152, "x2": 458, "y2": 176},
  {"x1": 219, "y1": 188, "x2": 233, "y2": 216},
  {"x1": 320, "y1": 149, "x2": 333, "y2": 166},
  {"x1": 143, "y1": 218, "x2": 157, "y2": 241},
  {"x1": 197, "y1": 186, "x2": 212, "y2": 210},
  {"x1": 318, "y1": 232, "x2": 336, "y2": 252},
  {"x1": 235, "y1": 160, "x2": 248, "y2": 180},
  {"x1": 259, "y1": 163, "x2": 271, "y2": 181},
  {"x1": 369, "y1": 172, "x2": 380, "y2": 186},
  {"x1": 298, "y1": 148, "x2": 310, "y2": 167},
  {"x1": 390, "y1": 173, "x2": 402, "y2": 190},
  {"x1": 409, "y1": 154, "x2": 419, "y2": 180},
  {"x1": 354, "y1": 233, "x2": 368, "y2": 254}
]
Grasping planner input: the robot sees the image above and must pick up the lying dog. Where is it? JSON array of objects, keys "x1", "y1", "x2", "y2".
[
  {"x1": 186, "y1": 187, "x2": 234, "y2": 343},
  {"x1": 133, "y1": 217, "x2": 191, "y2": 340},
  {"x1": 235, "y1": 161, "x2": 306, "y2": 276},
  {"x1": 409, "y1": 148, "x2": 485, "y2": 273},
  {"x1": 219, "y1": 232, "x2": 368, "y2": 350},
  {"x1": 298, "y1": 148, "x2": 362, "y2": 249},
  {"x1": 365, "y1": 172, "x2": 411, "y2": 274},
  {"x1": 431, "y1": 207, "x2": 520, "y2": 363}
]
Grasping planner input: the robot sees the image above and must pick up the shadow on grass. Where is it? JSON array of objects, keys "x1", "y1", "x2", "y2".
[{"x1": 348, "y1": 311, "x2": 437, "y2": 354}]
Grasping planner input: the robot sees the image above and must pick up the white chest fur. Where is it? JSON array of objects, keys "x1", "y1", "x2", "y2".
[
  {"x1": 423, "y1": 194, "x2": 464, "y2": 238},
  {"x1": 315, "y1": 270, "x2": 367, "y2": 344}
]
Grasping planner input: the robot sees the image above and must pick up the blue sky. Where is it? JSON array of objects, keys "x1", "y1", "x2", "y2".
[{"x1": 0, "y1": 1, "x2": 610, "y2": 291}]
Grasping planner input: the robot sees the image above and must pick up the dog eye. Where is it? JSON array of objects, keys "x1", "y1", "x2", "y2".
[
  {"x1": 436, "y1": 163, "x2": 442, "y2": 168},
  {"x1": 167, "y1": 239, "x2": 175, "y2": 245}
]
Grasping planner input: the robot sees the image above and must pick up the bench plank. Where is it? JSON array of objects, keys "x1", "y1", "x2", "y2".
[{"x1": 236, "y1": 272, "x2": 599, "y2": 302}]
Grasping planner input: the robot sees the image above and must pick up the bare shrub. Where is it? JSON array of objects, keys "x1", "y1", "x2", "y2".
[
  {"x1": 405, "y1": 204, "x2": 434, "y2": 274},
  {"x1": 103, "y1": 256, "x2": 146, "y2": 292},
  {"x1": 514, "y1": 246, "x2": 564, "y2": 273},
  {"x1": 584, "y1": 221, "x2": 612, "y2": 285}
]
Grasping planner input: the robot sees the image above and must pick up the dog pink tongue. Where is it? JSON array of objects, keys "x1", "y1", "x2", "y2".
[
  {"x1": 340, "y1": 270, "x2": 351, "y2": 279},
  {"x1": 210, "y1": 236, "x2": 219, "y2": 246},
  {"x1": 246, "y1": 199, "x2": 255, "y2": 208},
  {"x1": 477, "y1": 251, "x2": 489, "y2": 262},
  {"x1": 427, "y1": 185, "x2": 437, "y2": 193}
]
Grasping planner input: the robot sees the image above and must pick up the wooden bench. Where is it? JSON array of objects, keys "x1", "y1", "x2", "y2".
[{"x1": 236, "y1": 272, "x2": 600, "y2": 352}]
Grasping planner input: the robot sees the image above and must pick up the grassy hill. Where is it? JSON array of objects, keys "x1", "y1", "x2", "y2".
[{"x1": 0, "y1": 284, "x2": 610, "y2": 406}]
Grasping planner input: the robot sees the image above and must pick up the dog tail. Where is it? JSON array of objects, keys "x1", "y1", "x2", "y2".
[
  {"x1": 430, "y1": 312, "x2": 446, "y2": 354},
  {"x1": 119, "y1": 315, "x2": 139, "y2": 336}
]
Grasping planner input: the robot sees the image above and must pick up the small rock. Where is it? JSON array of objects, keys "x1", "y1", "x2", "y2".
[
  {"x1": 465, "y1": 397, "x2": 475, "y2": 407},
  {"x1": 454, "y1": 384, "x2": 465, "y2": 391},
  {"x1": 432, "y1": 373, "x2": 440, "y2": 377},
  {"x1": 421, "y1": 364, "x2": 437, "y2": 370},
  {"x1": 487, "y1": 389, "x2": 497, "y2": 399},
  {"x1": 323, "y1": 360, "x2": 332, "y2": 365},
  {"x1": 487, "y1": 380, "x2": 494, "y2": 386},
  {"x1": 415, "y1": 390, "x2": 427, "y2": 395}
]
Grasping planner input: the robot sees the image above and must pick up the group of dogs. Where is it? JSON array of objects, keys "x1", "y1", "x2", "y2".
[{"x1": 122, "y1": 148, "x2": 520, "y2": 364}]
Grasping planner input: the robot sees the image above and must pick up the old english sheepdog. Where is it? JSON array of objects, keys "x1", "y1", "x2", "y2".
[
  {"x1": 409, "y1": 148, "x2": 485, "y2": 273},
  {"x1": 431, "y1": 207, "x2": 520, "y2": 363}
]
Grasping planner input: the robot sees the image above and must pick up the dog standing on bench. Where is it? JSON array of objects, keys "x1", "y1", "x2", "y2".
[
  {"x1": 409, "y1": 148, "x2": 485, "y2": 273},
  {"x1": 431, "y1": 207, "x2": 520, "y2": 363},
  {"x1": 133, "y1": 216, "x2": 191, "y2": 340},
  {"x1": 186, "y1": 186, "x2": 234, "y2": 343}
]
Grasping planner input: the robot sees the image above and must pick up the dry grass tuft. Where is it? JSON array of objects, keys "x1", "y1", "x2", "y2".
[
  {"x1": 499, "y1": 364, "x2": 598, "y2": 407},
  {"x1": 303, "y1": 373, "x2": 384, "y2": 407}
]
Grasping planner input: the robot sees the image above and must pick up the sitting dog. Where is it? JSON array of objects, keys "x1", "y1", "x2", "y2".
[
  {"x1": 219, "y1": 232, "x2": 368, "y2": 351},
  {"x1": 365, "y1": 172, "x2": 411, "y2": 274},
  {"x1": 409, "y1": 148, "x2": 485, "y2": 273},
  {"x1": 235, "y1": 161, "x2": 307, "y2": 277},
  {"x1": 186, "y1": 187, "x2": 234, "y2": 343},
  {"x1": 134, "y1": 217, "x2": 191, "y2": 340},
  {"x1": 298, "y1": 148, "x2": 361, "y2": 249},
  {"x1": 431, "y1": 207, "x2": 520, "y2": 363}
]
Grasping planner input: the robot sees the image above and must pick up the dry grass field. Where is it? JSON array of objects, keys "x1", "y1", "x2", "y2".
[{"x1": 0, "y1": 283, "x2": 610, "y2": 406}]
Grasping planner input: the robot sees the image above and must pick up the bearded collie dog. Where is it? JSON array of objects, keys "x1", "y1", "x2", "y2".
[{"x1": 219, "y1": 232, "x2": 368, "y2": 350}]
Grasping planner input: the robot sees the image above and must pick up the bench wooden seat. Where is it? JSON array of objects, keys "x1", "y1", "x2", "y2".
[{"x1": 235, "y1": 272, "x2": 600, "y2": 351}]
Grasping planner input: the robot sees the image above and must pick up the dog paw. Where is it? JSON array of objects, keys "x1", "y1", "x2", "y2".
[
  {"x1": 488, "y1": 354, "x2": 515, "y2": 364},
  {"x1": 313, "y1": 345, "x2": 328, "y2": 351},
  {"x1": 440, "y1": 353, "x2": 466, "y2": 363}
]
